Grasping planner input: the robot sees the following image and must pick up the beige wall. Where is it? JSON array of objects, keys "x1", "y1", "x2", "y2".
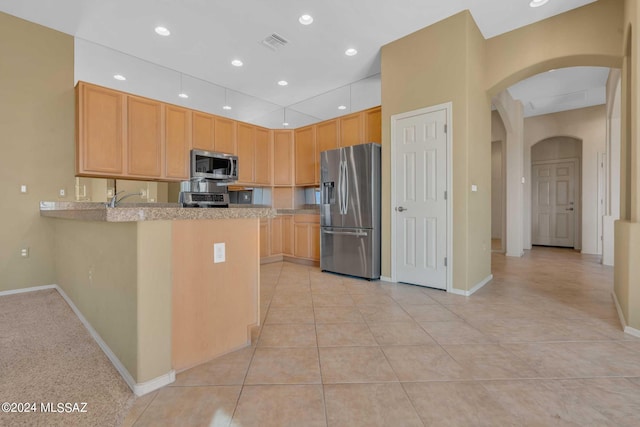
[
  {"x1": 53, "y1": 220, "x2": 139, "y2": 379},
  {"x1": 0, "y1": 12, "x2": 76, "y2": 292},
  {"x1": 485, "y1": 0, "x2": 623, "y2": 95},
  {"x1": 382, "y1": 11, "x2": 491, "y2": 291},
  {"x1": 52, "y1": 219, "x2": 173, "y2": 383},
  {"x1": 614, "y1": 0, "x2": 640, "y2": 331},
  {"x1": 524, "y1": 106, "x2": 606, "y2": 254}
]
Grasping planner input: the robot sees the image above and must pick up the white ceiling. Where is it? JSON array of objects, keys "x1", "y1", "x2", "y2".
[
  {"x1": 508, "y1": 66, "x2": 610, "y2": 118},
  {"x1": 1, "y1": 0, "x2": 602, "y2": 127}
]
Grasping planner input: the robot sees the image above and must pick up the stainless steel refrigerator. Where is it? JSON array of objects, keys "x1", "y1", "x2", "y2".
[{"x1": 320, "y1": 143, "x2": 381, "y2": 279}]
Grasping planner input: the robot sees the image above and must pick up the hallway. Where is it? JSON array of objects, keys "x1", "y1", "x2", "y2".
[{"x1": 125, "y1": 247, "x2": 640, "y2": 426}]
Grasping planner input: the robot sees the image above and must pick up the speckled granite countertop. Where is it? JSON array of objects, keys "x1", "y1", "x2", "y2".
[{"x1": 40, "y1": 201, "x2": 276, "y2": 222}]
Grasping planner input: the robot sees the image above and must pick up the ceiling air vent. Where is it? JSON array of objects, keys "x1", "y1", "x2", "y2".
[{"x1": 260, "y1": 33, "x2": 289, "y2": 51}]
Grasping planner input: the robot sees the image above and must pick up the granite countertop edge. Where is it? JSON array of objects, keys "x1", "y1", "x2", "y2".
[{"x1": 40, "y1": 201, "x2": 277, "y2": 222}]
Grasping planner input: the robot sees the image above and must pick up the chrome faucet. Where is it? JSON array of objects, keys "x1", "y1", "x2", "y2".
[{"x1": 107, "y1": 191, "x2": 143, "y2": 208}]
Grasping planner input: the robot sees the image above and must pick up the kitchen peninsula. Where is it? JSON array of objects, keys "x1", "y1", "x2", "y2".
[{"x1": 41, "y1": 201, "x2": 275, "y2": 395}]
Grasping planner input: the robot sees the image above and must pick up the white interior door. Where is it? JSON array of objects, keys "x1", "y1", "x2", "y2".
[
  {"x1": 532, "y1": 161, "x2": 575, "y2": 247},
  {"x1": 394, "y1": 108, "x2": 447, "y2": 289}
]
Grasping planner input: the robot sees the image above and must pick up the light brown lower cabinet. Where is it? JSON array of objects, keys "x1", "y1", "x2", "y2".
[
  {"x1": 270, "y1": 216, "x2": 282, "y2": 255},
  {"x1": 260, "y1": 214, "x2": 317, "y2": 262},
  {"x1": 293, "y1": 215, "x2": 320, "y2": 261},
  {"x1": 282, "y1": 215, "x2": 294, "y2": 256},
  {"x1": 259, "y1": 219, "x2": 269, "y2": 258}
]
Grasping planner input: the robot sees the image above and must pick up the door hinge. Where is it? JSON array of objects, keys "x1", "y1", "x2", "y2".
[
  {"x1": 444, "y1": 257, "x2": 447, "y2": 267},
  {"x1": 444, "y1": 124, "x2": 448, "y2": 134},
  {"x1": 444, "y1": 190, "x2": 447, "y2": 200}
]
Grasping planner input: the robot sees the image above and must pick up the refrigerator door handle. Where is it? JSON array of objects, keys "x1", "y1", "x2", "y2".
[
  {"x1": 338, "y1": 160, "x2": 344, "y2": 215},
  {"x1": 322, "y1": 229, "x2": 368, "y2": 237},
  {"x1": 344, "y1": 160, "x2": 349, "y2": 214}
]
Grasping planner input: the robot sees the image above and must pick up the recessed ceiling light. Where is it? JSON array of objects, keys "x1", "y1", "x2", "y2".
[
  {"x1": 231, "y1": 59, "x2": 243, "y2": 67},
  {"x1": 529, "y1": 0, "x2": 549, "y2": 8},
  {"x1": 278, "y1": 80, "x2": 288, "y2": 86},
  {"x1": 338, "y1": 105, "x2": 347, "y2": 110},
  {"x1": 283, "y1": 122, "x2": 289, "y2": 127},
  {"x1": 178, "y1": 93, "x2": 189, "y2": 99},
  {"x1": 299, "y1": 14, "x2": 313, "y2": 25},
  {"x1": 345, "y1": 48, "x2": 358, "y2": 56},
  {"x1": 113, "y1": 74, "x2": 126, "y2": 81},
  {"x1": 154, "y1": 26, "x2": 171, "y2": 36},
  {"x1": 223, "y1": 105, "x2": 232, "y2": 110}
]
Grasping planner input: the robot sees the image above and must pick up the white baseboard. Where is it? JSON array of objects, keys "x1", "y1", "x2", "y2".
[
  {"x1": 612, "y1": 291, "x2": 640, "y2": 338},
  {"x1": 133, "y1": 371, "x2": 176, "y2": 396},
  {"x1": 449, "y1": 274, "x2": 493, "y2": 297},
  {"x1": 0, "y1": 284, "x2": 174, "y2": 396},
  {"x1": 0, "y1": 284, "x2": 56, "y2": 296},
  {"x1": 380, "y1": 276, "x2": 393, "y2": 282}
]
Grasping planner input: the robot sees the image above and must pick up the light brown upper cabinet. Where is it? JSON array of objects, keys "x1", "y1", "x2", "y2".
[
  {"x1": 76, "y1": 82, "x2": 125, "y2": 176},
  {"x1": 364, "y1": 106, "x2": 381, "y2": 143},
  {"x1": 340, "y1": 112, "x2": 364, "y2": 147},
  {"x1": 164, "y1": 105, "x2": 191, "y2": 180},
  {"x1": 294, "y1": 125, "x2": 316, "y2": 186},
  {"x1": 315, "y1": 119, "x2": 339, "y2": 183},
  {"x1": 236, "y1": 123, "x2": 255, "y2": 183},
  {"x1": 214, "y1": 117, "x2": 237, "y2": 155},
  {"x1": 273, "y1": 130, "x2": 294, "y2": 186},
  {"x1": 192, "y1": 112, "x2": 215, "y2": 152},
  {"x1": 127, "y1": 95, "x2": 162, "y2": 178},
  {"x1": 254, "y1": 127, "x2": 272, "y2": 185}
]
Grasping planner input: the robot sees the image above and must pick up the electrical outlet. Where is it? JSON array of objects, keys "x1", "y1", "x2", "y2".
[
  {"x1": 214, "y1": 243, "x2": 226, "y2": 263},
  {"x1": 21, "y1": 248, "x2": 29, "y2": 257},
  {"x1": 140, "y1": 189, "x2": 148, "y2": 199},
  {"x1": 471, "y1": 184, "x2": 478, "y2": 192},
  {"x1": 20, "y1": 185, "x2": 27, "y2": 194},
  {"x1": 59, "y1": 188, "x2": 66, "y2": 197}
]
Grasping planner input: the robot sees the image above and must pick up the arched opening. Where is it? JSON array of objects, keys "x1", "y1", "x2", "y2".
[{"x1": 531, "y1": 136, "x2": 583, "y2": 250}]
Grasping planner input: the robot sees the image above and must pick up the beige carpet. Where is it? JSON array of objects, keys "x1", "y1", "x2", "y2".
[{"x1": 0, "y1": 289, "x2": 134, "y2": 427}]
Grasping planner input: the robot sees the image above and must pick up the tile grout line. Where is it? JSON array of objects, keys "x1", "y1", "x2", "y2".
[{"x1": 228, "y1": 262, "x2": 284, "y2": 424}]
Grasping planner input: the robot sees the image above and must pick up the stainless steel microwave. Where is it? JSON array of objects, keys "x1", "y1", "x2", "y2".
[{"x1": 190, "y1": 149, "x2": 238, "y2": 181}]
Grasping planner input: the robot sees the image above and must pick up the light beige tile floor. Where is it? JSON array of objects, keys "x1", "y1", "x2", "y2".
[{"x1": 124, "y1": 248, "x2": 640, "y2": 426}]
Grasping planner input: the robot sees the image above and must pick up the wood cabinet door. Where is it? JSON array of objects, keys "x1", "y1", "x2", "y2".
[
  {"x1": 260, "y1": 220, "x2": 270, "y2": 258},
  {"x1": 310, "y1": 223, "x2": 321, "y2": 261},
  {"x1": 214, "y1": 117, "x2": 237, "y2": 155},
  {"x1": 236, "y1": 123, "x2": 255, "y2": 183},
  {"x1": 294, "y1": 223, "x2": 310, "y2": 259},
  {"x1": 295, "y1": 125, "x2": 316, "y2": 185},
  {"x1": 192, "y1": 112, "x2": 215, "y2": 151},
  {"x1": 164, "y1": 105, "x2": 191, "y2": 180},
  {"x1": 254, "y1": 127, "x2": 271, "y2": 185},
  {"x1": 273, "y1": 130, "x2": 294, "y2": 185},
  {"x1": 77, "y1": 83, "x2": 124, "y2": 175},
  {"x1": 127, "y1": 95, "x2": 162, "y2": 178},
  {"x1": 364, "y1": 106, "x2": 381, "y2": 143},
  {"x1": 340, "y1": 112, "x2": 364, "y2": 147},
  {"x1": 315, "y1": 119, "x2": 339, "y2": 183},
  {"x1": 270, "y1": 217, "x2": 283, "y2": 255},
  {"x1": 282, "y1": 215, "x2": 294, "y2": 255}
]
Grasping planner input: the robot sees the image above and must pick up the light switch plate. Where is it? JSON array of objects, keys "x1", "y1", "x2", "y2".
[
  {"x1": 471, "y1": 184, "x2": 478, "y2": 192},
  {"x1": 20, "y1": 185, "x2": 27, "y2": 194},
  {"x1": 214, "y1": 243, "x2": 225, "y2": 263}
]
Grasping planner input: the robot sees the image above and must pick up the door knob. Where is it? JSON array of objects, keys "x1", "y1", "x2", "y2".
[{"x1": 396, "y1": 206, "x2": 407, "y2": 212}]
